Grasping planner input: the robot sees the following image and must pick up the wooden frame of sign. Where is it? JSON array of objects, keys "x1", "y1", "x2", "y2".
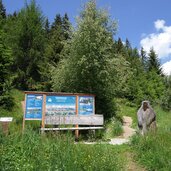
[{"x1": 23, "y1": 91, "x2": 103, "y2": 139}]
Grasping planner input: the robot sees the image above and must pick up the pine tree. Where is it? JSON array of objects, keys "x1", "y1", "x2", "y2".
[
  {"x1": 140, "y1": 47, "x2": 147, "y2": 71},
  {"x1": 51, "y1": 14, "x2": 62, "y2": 31},
  {"x1": 0, "y1": 29, "x2": 14, "y2": 109},
  {"x1": 45, "y1": 18, "x2": 50, "y2": 35},
  {"x1": 62, "y1": 13, "x2": 71, "y2": 40},
  {"x1": 125, "y1": 38, "x2": 131, "y2": 50},
  {"x1": 148, "y1": 47, "x2": 162, "y2": 75},
  {"x1": 116, "y1": 37, "x2": 124, "y2": 53},
  {"x1": 46, "y1": 14, "x2": 64, "y2": 64},
  {"x1": 11, "y1": 0, "x2": 46, "y2": 90},
  {"x1": 41, "y1": 13, "x2": 71, "y2": 91},
  {"x1": 0, "y1": 0, "x2": 6, "y2": 18}
]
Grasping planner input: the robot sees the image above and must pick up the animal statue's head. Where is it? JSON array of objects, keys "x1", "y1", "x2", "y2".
[{"x1": 142, "y1": 100, "x2": 150, "y2": 111}]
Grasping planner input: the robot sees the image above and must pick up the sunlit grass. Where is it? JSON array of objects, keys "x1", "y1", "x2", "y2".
[
  {"x1": 0, "y1": 129, "x2": 126, "y2": 171},
  {"x1": 131, "y1": 106, "x2": 171, "y2": 171}
]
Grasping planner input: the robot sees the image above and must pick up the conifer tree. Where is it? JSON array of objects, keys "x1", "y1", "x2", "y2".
[
  {"x1": 62, "y1": 13, "x2": 71, "y2": 40},
  {"x1": 11, "y1": 0, "x2": 46, "y2": 90},
  {"x1": 45, "y1": 18, "x2": 50, "y2": 35},
  {"x1": 0, "y1": 30, "x2": 14, "y2": 109},
  {"x1": 148, "y1": 47, "x2": 162, "y2": 75},
  {"x1": 0, "y1": 0, "x2": 6, "y2": 18},
  {"x1": 140, "y1": 47, "x2": 147, "y2": 71}
]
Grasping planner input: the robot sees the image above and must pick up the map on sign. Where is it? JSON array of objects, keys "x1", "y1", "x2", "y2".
[
  {"x1": 46, "y1": 96, "x2": 76, "y2": 115},
  {"x1": 79, "y1": 96, "x2": 94, "y2": 115},
  {"x1": 25, "y1": 95, "x2": 43, "y2": 119}
]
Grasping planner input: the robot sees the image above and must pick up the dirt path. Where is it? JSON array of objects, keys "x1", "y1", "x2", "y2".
[
  {"x1": 109, "y1": 116, "x2": 136, "y2": 145},
  {"x1": 110, "y1": 116, "x2": 146, "y2": 171},
  {"x1": 125, "y1": 152, "x2": 146, "y2": 171}
]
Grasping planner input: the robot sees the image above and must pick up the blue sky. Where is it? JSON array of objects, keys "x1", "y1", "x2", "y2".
[{"x1": 3, "y1": 0, "x2": 171, "y2": 75}]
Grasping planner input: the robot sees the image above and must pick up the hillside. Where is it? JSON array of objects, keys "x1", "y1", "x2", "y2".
[{"x1": 0, "y1": 90, "x2": 171, "y2": 170}]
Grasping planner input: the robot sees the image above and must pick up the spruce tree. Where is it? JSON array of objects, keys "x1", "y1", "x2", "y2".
[
  {"x1": 148, "y1": 47, "x2": 162, "y2": 75},
  {"x1": 11, "y1": 0, "x2": 46, "y2": 90},
  {"x1": 0, "y1": 0, "x2": 6, "y2": 18},
  {"x1": 0, "y1": 30, "x2": 13, "y2": 109},
  {"x1": 140, "y1": 47, "x2": 148, "y2": 71},
  {"x1": 62, "y1": 13, "x2": 71, "y2": 40},
  {"x1": 45, "y1": 18, "x2": 50, "y2": 35}
]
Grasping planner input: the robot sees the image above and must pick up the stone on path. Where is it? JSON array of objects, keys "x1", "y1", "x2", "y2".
[{"x1": 109, "y1": 138, "x2": 129, "y2": 145}]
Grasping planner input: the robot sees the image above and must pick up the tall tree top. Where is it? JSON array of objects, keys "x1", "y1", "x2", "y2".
[
  {"x1": 62, "y1": 13, "x2": 71, "y2": 39},
  {"x1": 148, "y1": 47, "x2": 162, "y2": 75},
  {"x1": 0, "y1": 0, "x2": 6, "y2": 18},
  {"x1": 125, "y1": 38, "x2": 131, "y2": 50},
  {"x1": 51, "y1": 14, "x2": 62, "y2": 30}
]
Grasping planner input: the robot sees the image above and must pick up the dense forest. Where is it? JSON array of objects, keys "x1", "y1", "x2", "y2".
[{"x1": 0, "y1": 0, "x2": 171, "y2": 119}]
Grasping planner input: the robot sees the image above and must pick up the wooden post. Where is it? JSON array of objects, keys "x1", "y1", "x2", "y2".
[
  {"x1": 75, "y1": 95, "x2": 79, "y2": 140},
  {"x1": 22, "y1": 94, "x2": 27, "y2": 132},
  {"x1": 41, "y1": 94, "x2": 46, "y2": 133},
  {"x1": 93, "y1": 95, "x2": 95, "y2": 114}
]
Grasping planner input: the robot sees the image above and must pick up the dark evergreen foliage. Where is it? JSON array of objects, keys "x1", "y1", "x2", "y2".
[
  {"x1": 148, "y1": 47, "x2": 162, "y2": 75},
  {"x1": 0, "y1": 0, "x2": 6, "y2": 18},
  {"x1": 0, "y1": 30, "x2": 14, "y2": 109},
  {"x1": 10, "y1": 0, "x2": 46, "y2": 90}
]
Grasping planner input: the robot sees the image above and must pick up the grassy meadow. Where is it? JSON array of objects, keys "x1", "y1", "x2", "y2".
[
  {"x1": 131, "y1": 107, "x2": 171, "y2": 171},
  {"x1": 0, "y1": 90, "x2": 171, "y2": 171}
]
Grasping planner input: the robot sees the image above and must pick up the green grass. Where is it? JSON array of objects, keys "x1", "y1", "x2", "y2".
[
  {"x1": 1, "y1": 91, "x2": 171, "y2": 171},
  {"x1": 0, "y1": 129, "x2": 126, "y2": 171},
  {"x1": 0, "y1": 90, "x2": 128, "y2": 171},
  {"x1": 116, "y1": 99, "x2": 171, "y2": 170},
  {"x1": 103, "y1": 117, "x2": 123, "y2": 140},
  {"x1": 131, "y1": 106, "x2": 171, "y2": 171}
]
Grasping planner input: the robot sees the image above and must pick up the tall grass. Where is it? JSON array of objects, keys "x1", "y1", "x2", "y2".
[
  {"x1": 103, "y1": 118, "x2": 123, "y2": 140},
  {"x1": 0, "y1": 129, "x2": 126, "y2": 171},
  {"x1": 131, "y1": 106, "x2": 171, "y2": 171}
]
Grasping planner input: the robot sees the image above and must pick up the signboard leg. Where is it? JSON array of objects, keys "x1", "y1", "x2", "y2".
[
  {"x1": 75, "y1": 95, "x2": 79, "y2": 140},
  {"x1": 75, "y1": 125, "x2": 79, "y2": 140},
  {"x1": 22, "y1": 95, "x2": 26, "y2": 133},
  {"x1": 41, "y1": 95, "x2": 46, "y2": 134},
  {"x1": 22, "y1": 117, "x2": 25, "y2": 133}
]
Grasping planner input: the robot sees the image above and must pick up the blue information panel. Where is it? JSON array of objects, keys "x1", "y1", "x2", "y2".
[
  {"x1": 79, "y1": 96, "x2": 94, "y2": 115},
  {"x1": 46, "y1": 96, "x2": 76, "y2": 115},
  {"x1": 25, "y1": 94, "x2": 43, "y2": 119}
]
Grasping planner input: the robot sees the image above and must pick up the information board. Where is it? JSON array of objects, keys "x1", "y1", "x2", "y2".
[
  {"x1": 79, "y1": 96, "x2": 94, "y2": 115},
  {"x1": 46, "y1": 96, "x2": 76, "y2": 115},
  {"x1": 25, "y1": 94, "x2": 43, "y2": 119}
]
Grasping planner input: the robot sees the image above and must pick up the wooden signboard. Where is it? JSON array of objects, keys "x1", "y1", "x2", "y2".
[{"x1": 23, "y1": 92, "x2": 102, "y2": 138}]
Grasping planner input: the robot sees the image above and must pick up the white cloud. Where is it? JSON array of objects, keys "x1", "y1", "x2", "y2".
[
  {"x1": 140, "y1": 19, "x2": 171, "y2": 59},
  {"x1": 154, "y1": 20, "x2": 165, "y2": 31},
  {"x1": 162, "y1": 60, "x2": 171, "y2": 75}
]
